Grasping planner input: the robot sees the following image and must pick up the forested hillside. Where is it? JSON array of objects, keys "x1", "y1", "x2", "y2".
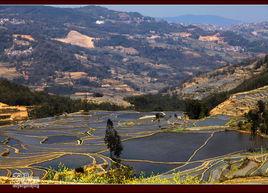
[
  {"x1": 127, "y1": 55, "x2": 268, "y2": 119},
  {"x1": 0, "y1": 79, "x2": 125, "y2": 118},
  {"x1": 0, "y1": 6, "x2": 267, "y2": 99}
]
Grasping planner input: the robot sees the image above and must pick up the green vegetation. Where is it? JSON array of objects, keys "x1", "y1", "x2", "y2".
[
  {"x1": 125, "y1": 94, "x2": 210, "y2": 119},
  {"x1": 104, "y1": 119, "x2": 123, "y2": 160},
  {"x1": 231, "y1": 100, "x2": 268, "y2": 135},
  {"x1": 46, "y1": 162, "x2": 134, "y2": 184},
  {"x1": 163, "y1": 127, "x2": 185, "y2": 133},
  {"x1": 199, "y1": 55, "x2": 268, "y2": 115},
  {"x1": 246, "y1": 100, "x2": 268, "y2": 136},
  {"x1": 126, "y1": 56, "x2": 268, "y2": 119},
  {"x1": 0, "y1": 78, "x2": 126, "y2": 119},
  {"x1": 45, "y1": 163, "x2": 200, "y2": 184},
  {"x1": 0, "y1": 5, "x2": 224, "y2": 94},
  {"x1": 125, "y1": 93, "x2": 211, "y2": 119},
  {"x1": 125, "y1": 94, "x2": 186, "y2": 112},
  {"x1": 227, "y1": 117, "x2": 252, "y2": 131}
]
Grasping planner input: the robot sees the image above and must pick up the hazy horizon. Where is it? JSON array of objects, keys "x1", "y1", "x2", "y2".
[{"x1": 49, "y1": 5, "x2": 268, "y2": 23}]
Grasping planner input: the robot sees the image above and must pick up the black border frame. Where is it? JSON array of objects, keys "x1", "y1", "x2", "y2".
[{"x1": 0, "y1": 2, "x2": 268, "y2": 192}]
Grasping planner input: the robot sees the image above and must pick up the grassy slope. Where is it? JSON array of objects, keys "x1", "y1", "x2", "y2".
[
  {"x1": 210, "y1": 85, "x2": 268, "y2": 116},
  {"x1": 202, "y1": 60, "x2": 268, "y2": 116}
]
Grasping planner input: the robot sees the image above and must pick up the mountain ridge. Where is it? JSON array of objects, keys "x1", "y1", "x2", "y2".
[
  {"x1": 172, "y1": 55, "x2": 268, "y2": 100},
  {"x1": 163, "y1": 14, "x2": 242, "y2": 26},
  {"x1": 0, "y1": 5, "x2": 267, "y2": 99}
]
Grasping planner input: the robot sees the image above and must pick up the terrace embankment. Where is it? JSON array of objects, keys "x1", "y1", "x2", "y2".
[
  {"x1": 1, "y1": 111, "x2": 268, "y2": 184},
  {"x1": 0, "y1": 102, "x2": 28, "y2": 125},
  {"x1": 210, "y1": 85, "x2": 268, "y2": 117}
]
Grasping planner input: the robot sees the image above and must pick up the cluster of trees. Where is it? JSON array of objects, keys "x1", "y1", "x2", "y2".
[
  {"x1": 126, "y1": 56, "x2": 268, "y2": 119},
  {"x1": 125, "y1": 93, "x2": 217, "y2": 119},
  {"x1": 30, "y1": 99, "x2": 127, "y2": 119},
  {"x1": 125, "y1": 94, "x2": 186, "y2": 112},
  {"x1": 193, "y1": 56, "x2": 268, "y2": 118},
  {"x1": 0, "y1": 78, "x2": 126, "y2": 119},
  {"x1": 125, "y1": 94, "x2": 207, "y2": 119},
  {"x1": 125, "y1": 92, "x2": 228, "y2": 119},
  {"x1": 246, "y1": 100, "x2": 268, "y2": 136}
]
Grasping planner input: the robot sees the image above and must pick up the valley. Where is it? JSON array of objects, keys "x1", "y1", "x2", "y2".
[
  {"x1": 0, "y1": 6, "x2": 267, "y2": 100},
  {"x1": 0, "y1": 5, "x2": 268, "y2": 185},
  {"x1": 1, "y1": 110, "x2": 268, "y2": 184}
]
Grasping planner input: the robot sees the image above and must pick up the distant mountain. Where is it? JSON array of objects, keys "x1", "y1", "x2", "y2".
[
  {"x1": 171, "y1": 55, "x2": 268, "y2": 100},
  {"x1": 0, "y1": 5, "x2": 267, "y2": 99},
  {"x1": 163, "y1": 15, "x2": 242, "y2": 26},
  {"x1": 164, "y1": 55, "x2": 268, "y2": 118}
]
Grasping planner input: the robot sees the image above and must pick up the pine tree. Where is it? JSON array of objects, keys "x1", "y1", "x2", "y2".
[
  {"x1": 104, "y1": 119, "x2": 123, "y2": 160},
  {"x1": 247, "y1": 100, "x2": 268, "y2": 136}
]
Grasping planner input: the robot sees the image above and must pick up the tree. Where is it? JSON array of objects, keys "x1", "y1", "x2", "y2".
[
  {"x1": 247, "y1": 100, "x2": 268, "y2": 136},
  {"x1": 247, "y1": 110, "x2": 259, "y2": 137},
  {"x1": 93, "y1": 92, "x2": 104, "y2": 97},
  {"x1": 104, "y1": 119, "x2": 123, "y2": 160},
  {"x1": 263, "y1": 111, "x2": 268, "y2": 134},
  {"x1": 155, "y1": 112, "x2": 165, "y2": 128},
  {"x1": 258, "y1": 100, "x2": 266, "y2": 114},
  {"x1": 185, "y1": 100, "x2": 204, "y2": 119}
]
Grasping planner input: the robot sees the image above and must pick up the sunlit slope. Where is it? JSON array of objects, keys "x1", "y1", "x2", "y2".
[
  {"x1": 173, "y1": 56, "x2": 268, "y2": 100},
  {"x1": 210, "y1": 85, "x2": 268, "y2": 116},
  {"x1": 55, "y1": 30, "x2": 95, "y2": 49},
  {"x1": 0, "y1": 102, "x2": 28, "y2": 125}
]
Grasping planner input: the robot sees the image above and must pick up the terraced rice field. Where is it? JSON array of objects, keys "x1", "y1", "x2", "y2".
[{"x1": 0, "y1": 111, "x2": 268, "y2": 183}]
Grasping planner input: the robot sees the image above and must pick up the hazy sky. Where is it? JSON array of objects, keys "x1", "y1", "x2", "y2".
[
  {"x1": 51, "y1": 5, "x2": 268, "y2": 22},
  {"x1": 102, "y1": 5, "x2": 268, "y2": 22}
]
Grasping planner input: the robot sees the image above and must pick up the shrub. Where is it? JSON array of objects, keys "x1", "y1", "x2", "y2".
[{"x1": 45, "y1": 163, "x2": 201, "y2": 184}]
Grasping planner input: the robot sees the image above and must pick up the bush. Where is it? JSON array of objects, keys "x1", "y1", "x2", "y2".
[
  {"x1": 0, "y1": 78, "x2": 127, "y2": 119},
  {"x1": 45, "y1": 163, "x2": 201, "y2": 184},
  {"x1": 93, "y1": 92, "x2": 104, "y2": 97}
]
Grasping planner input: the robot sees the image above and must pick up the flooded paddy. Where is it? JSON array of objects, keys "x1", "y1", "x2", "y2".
[
  {"x1": 120, "y1": 132, "x2": 210, "y2": 162},
  {"x1": 1, "y1": 111, "x2": 268, "y2": 181},
  {"x1": 33, "y1": 154, "x2": 94, "y2": 169},
  {"x1": 43, "y1": 135, "x2": 79, "y2": 144}
]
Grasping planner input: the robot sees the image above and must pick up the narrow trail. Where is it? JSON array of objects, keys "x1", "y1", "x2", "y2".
[{"x1": 160, "y1": 131, "x2": 215, "y2": 175}]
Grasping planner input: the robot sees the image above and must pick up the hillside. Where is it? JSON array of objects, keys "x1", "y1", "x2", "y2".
[
  {"x1": 163, "y1": 15, "x2": 242, "y2": 26},
  {"x1": 55, "y1": 30, "x2": 95, "y2": 49},
  {"x1": 210, "y1": 85, "x2": 268, "y2": 116},
  {"x1": 0, "y1": 78, "x2": 125, "y2": 120},
  {"x1": 173, "y1": 55, "x2": 268, "y2": 99},
  {"x1": 124, "y1": 55, "x2": 268, "y2": 120},
  {"x1": 0, "y1": 6, "x2": 267, "y2": 98},
  {"x1": 0, "y1": 102, "x2": 28, "y2": 125}
]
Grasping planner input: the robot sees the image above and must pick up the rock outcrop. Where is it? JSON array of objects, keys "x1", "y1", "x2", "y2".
[{"x1": 55, "y1": 30, "x2": 95, "y2": 49}]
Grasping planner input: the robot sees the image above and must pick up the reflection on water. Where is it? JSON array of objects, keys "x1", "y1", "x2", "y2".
[
  {"x1": 119, "y1": 131, "x2": 268, "y2": 174},
  {"x1": 34, "y1": 154, "x2": 93, "y2": 169},
  {"x1": 1, "y1": 111, "x2": 268, "y2": 178},
  {"x1": 43, "y1": 135, "x2": 79, "y2": 144}
]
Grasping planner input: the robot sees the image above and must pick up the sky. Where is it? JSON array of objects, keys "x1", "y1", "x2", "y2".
[
  {"x1": 51, "y1": 5, "x2": 268, "y2": 23},
  {"x1": 102, "y1": 5, "x2": 268, "y2": 22}
]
